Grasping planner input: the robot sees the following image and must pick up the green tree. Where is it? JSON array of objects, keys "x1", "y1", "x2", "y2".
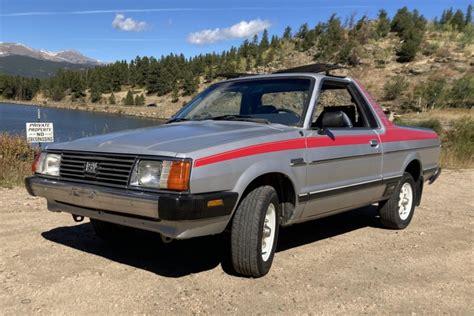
[
  {"x1": 51, "y1": 86, "x2": 65, "y2": 101},
  {"x1": 466, "y1": 4, "x2": 473, "y2": 25},
  {"x1": 283, "y1": 26, "x2": 292, "y2": 40},
  {"x1": 171, "y1": 82, "x2": 180, "y2": 103},
  {"x1": 376, "y1": 9, "x2": 391, "y2": 38},
  {"x1": 109, "y1": 92, "x2": 116, "y2": 105},
  {"x1": 270, "y1": 35, "x2": 280, "y2": 49},
  {"x1": 260, "y1": 29, "x2": 269, "y2": 50},
  {"x1": 315, "y1": 14, "x2": 345, "y2": 61},
  {"x1": 183, "y1": 73, "x2": 198, "y2": 96},
  {"x1": 391, "y1": 7, "x2": 426, "y2": 62},
  {"x1": 134, "y1": 93, "x2": 145, "y2": 106},
  {"x1": 90, "y1": 84, "x2": 102, "y2": 103},
  {"x1": 124, "y1": 90, "x2": 134, "y2": 105},
  {"x1": 451, "y1": 9, "x2": 465, "y2": 31}
]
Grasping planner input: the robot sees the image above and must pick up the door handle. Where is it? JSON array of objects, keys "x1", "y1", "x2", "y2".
[{"x1": 369, "y1": 139, "x2": 379, "y2": 147}]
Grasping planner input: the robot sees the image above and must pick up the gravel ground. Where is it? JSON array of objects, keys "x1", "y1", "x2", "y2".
[{"x1": 1, "y1": 169, "x2": 473, "y2": 315}]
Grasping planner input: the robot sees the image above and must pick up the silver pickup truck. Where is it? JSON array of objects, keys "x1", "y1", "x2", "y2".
[{"x1": 25, "y1": 64, "x2": 441, "y2": 277}]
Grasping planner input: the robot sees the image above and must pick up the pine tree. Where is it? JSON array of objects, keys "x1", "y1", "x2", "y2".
[
  {"x1": 109, "y1": 92, "x2": 116, "y2": 105},
  {"x1": 171, "y1": 82, "x2": 179, "y2": 103},
  {"x1": 183, "y1": 73, "x2": 198, "y2": 96},
  {"x1": 451, "y1": 9, "x2": 465, "y2": 31},
  {"x1": 283, "y1": 26, "x2": 292, "y2": 40},
  {"x1": 124, "y1": 90, "x2": 134, "y2": 105},
  {"x1": 90, "y1": 84, "x2": 102, "y2": 103},
  {"x1": 260, "y1": 29, "x2": 270, "y2": 50},
  {"x1": 134, "y1": 93, "x2": 145, "y2": 106},
  {"x1": 466, "y1": 4, "x2": 473, "y2": 25},
  {"x1": 376, "y1": 9, "x2": 391, "y2": 38},
  {"x1": 270, "y1": 35, "x2": 280, "y2": 49}
]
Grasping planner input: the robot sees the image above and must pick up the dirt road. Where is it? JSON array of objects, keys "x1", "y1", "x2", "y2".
[{"x1": 1, "y1": 170, "x2": 473, "y2": 314}]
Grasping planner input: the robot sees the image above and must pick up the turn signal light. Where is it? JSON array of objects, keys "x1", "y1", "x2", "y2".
[{"x1": 167, "y1": 161, "x2": 191, "y2": 191}]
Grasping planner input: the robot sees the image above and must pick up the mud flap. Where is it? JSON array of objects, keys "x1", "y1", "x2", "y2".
[{"x1": 415, "y1": 176, "x2": 424, "y2": 206}]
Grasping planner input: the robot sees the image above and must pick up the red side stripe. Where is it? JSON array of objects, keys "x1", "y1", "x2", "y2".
[
  {"x1": 194, "y1": 138, "x2": 306, "y2": 167},
  {"x1": 193, "y1": 128, "x2": 438, "y2": 168}
]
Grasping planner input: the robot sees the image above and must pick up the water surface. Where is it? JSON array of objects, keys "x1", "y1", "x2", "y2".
[{"x1": 0, "y1": 103, "x2": 164, "y2": 143}]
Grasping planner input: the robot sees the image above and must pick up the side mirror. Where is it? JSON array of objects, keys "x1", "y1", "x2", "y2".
[{"x1": 320, "y1": 111, "x2": 353, "y2": 129}]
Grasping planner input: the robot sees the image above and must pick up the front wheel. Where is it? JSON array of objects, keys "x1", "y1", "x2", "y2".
[
  {"x1": 379, "y1": 172, "x2": 416, "y2": 229},
  {"x1": 230, "y1": 186, "x2": 280, "y2": 277}
]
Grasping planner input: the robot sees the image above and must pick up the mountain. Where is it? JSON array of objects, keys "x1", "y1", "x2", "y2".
[
  {"x1": 0, "y1": 43, "x2": 101, "y2": 78},
  {"x1": 0, "y1": 55, "x2": 98, "y2": 78},
  {"x1": 0, "y1": 43, "x2": 100, "y2": 64}
]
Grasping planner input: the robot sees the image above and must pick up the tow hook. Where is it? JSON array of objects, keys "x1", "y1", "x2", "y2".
[
  {"x1": 72, "y1": 214, "x2": 84, "y2": 222},
  {"x1": 161, "y1": 235, "x2": 174, "y2": 244}
]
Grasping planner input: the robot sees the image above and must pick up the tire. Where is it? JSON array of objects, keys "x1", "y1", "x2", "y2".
[
  {"x1": 379, "y1": 172, "x2": 417, "y2": 229},
  {"x1": 230, "y1": 185, "x2": 280, "y2": 278},
  {"x1": 90, "y1": 218, "x2": 129, "y2": 242}
]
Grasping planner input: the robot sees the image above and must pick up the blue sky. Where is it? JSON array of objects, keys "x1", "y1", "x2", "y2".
[{"x1": 1, "y1": 0, "x2": 472, "y2": 62}]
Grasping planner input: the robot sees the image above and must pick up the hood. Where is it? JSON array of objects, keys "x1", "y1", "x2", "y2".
[{"x1": 47, "y1": 121, "x2": 288, "y2": 157}]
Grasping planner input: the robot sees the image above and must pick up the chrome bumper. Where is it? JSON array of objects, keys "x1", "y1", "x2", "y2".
[{"x1": 25, "y1": 176, "x2": 237, "y2": 239}]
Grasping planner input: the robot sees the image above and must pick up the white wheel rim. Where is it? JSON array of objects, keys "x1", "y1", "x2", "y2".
[
  {"x1": 398, "y1": 182, "x2": 413, "y2": 220},
  {"x1": 261, "y1": 203, "x2": 276, "y2": 262}
]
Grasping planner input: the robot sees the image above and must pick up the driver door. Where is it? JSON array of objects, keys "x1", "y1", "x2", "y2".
[{"x1": 301, "y1": 80, "x2": 383, "y2": 219}]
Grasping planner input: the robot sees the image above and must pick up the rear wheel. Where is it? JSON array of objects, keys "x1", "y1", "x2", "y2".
[
  {"x1": 379, "y1": 172, "x2": 416, "y2": 229},
  {"x1": 230, "y1": 185, "x2": 280, "y2": 278}
]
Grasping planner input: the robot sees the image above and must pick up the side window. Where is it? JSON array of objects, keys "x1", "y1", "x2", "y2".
[
  {"x1": 312, "y1": 82, "x2": 369, "y2": 128},
  {"x1": 187, "y1": 90, "x2": 242, "y2": 119}
]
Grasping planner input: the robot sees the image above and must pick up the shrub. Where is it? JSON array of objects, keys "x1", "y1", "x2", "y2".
[
  {"x1": 446, "y1": 73, "x2": 474, "y2": 108},
  {"x1": 414, "y1": 77, "x2": 447, "y2": 109},
  {"x1": 0, "y1": 134, "x2": 36, "y2": 188},
  {"x1": 394, "y1": 118, "x2": 443, "y2": 134},
  {"x1": 383, "y1": 76, "x2": 409, "y2": 100},
  {"x1": 124, "y1": 90, "x2": 134, "y2": 106}
]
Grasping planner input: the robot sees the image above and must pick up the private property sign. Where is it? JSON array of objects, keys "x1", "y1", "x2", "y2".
[{"x1": 26, "y1": 122, "x2": 54, "y2": 143}]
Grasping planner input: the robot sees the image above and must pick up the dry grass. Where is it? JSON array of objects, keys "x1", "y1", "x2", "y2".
[
  {"x1": 440, "y1": 117, "x2": 474, "y2": 168},
  {"x1": 0, "y1": 134, "x2": 37, "y2": 188}
]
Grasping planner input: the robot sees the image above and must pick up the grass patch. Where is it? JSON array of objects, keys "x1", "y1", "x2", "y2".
[
  {"x1": 0, "y1": 134, "x2": 37, "y2": 188},
  {"x1": 440, "y1": 118, "x2": 474, "y2": 168}
]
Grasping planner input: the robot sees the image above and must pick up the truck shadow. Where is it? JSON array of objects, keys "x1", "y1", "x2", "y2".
[{"x1": 41, "y1": 205, "x2": 382, "y2": 278}]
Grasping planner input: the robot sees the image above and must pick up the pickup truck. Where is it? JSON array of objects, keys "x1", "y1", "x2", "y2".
[{"x1": 25, "y1": 64, "x2": 441, "y2": 277}]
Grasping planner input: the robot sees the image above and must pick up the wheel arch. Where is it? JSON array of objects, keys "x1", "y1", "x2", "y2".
[
  {"x1": 402, "y1": 157, "x2": 423, "y2": 205},
  {"x1": 233, "y1": 170, "x2": 298, "y2": 225}
]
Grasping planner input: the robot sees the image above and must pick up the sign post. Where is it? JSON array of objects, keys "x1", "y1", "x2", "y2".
[{"x1": 26, "y1": 109, "x2": 54, "y2": 147}]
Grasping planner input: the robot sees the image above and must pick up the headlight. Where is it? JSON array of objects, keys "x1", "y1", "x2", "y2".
[
  {"x1": 33, "y1": 153, "x2": 61, "y2": 176},
  {"x1": 130, "y1": 160, "x2": 191, "y2": 191}
]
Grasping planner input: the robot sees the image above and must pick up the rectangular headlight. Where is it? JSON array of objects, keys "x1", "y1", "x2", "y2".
[
  {"x1": 130, "y1": 159, "x2": 191, "y2": 191},
  {"x1": 34, "y1": 153, "x2": 61, "y2": 176}
]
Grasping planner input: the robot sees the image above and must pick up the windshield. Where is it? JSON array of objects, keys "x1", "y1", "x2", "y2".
[{"x1": 174, "y1": 78, "x2": 313, "y2": 126}]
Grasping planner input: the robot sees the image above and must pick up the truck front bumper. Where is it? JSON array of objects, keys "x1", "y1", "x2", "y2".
[{"x1": 25, "y1": 176, "x2": 238, "y2": 239}]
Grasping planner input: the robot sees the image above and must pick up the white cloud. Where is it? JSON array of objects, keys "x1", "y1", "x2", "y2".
[
  {"x1": 188, "y1": 19, "x2": 271, "y2": 45},
  {"x1": 112, "y1": 14, "x2": 147, "y2": 32}
]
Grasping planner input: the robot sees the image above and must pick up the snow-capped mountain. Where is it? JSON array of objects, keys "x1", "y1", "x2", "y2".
[{"x1": 0, "y1": 43, "x2": 101, "y2": 65}]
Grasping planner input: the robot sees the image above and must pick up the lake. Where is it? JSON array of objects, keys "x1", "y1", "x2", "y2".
[{"x1": 0, "y1": 103, "x2": 164, "y2": 143}]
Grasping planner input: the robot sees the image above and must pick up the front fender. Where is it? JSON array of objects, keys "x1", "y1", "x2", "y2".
[{"x1": 231, "y1": 158, "x2": 303, "y2": 202}]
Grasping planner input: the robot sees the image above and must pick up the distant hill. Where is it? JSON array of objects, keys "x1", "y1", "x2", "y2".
[
  {"x1": 0, "y1": 55, "x2": 97, "y2": 78},
  {"x1": 0, "y1": 43, "x2": 101, "y2": 78}
]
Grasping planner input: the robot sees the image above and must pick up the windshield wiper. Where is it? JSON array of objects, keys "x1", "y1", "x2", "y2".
[
  {"x1": 206, "y1": 115, "x2": 270, "y2": 124},
  {"x1": 166, "y1": 117, "x2": 189, "y2": 124}
]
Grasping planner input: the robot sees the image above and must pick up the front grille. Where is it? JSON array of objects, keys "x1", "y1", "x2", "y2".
[{"x1": 59, "y1": 152, "x2": 136, "y2": 187}]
